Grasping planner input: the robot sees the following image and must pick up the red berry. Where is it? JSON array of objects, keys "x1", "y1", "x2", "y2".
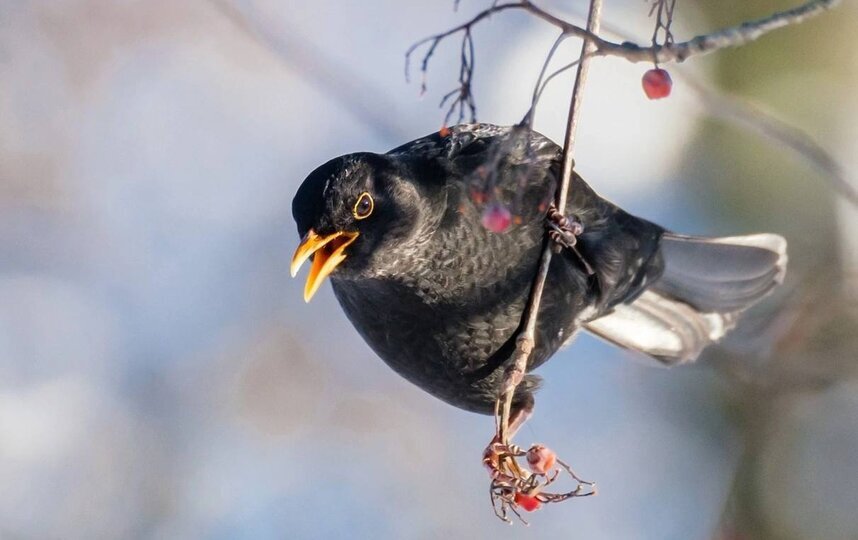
[
  {"x1": 642, "y1": 68, "x2": 672, "y2": 100},
  {"x1": 526, "y1": 444, "x2": 557, "y2": 475},
  {"x1": 481, "y1": 203, "x2": 512, "y2": 233},
  {"x1": 514, "y1": 492, "x2": 542, "y2": 512}
]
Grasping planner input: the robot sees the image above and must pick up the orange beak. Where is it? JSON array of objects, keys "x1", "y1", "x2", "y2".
[{"x1": 290, "y1": 229, "x2": 359, "y2": 302}]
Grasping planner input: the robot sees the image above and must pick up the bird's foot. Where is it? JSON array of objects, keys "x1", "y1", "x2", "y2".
[
  {"x1": 482, "y1": 439, "x2": 597, "y2": 524},
  {"x1": 546, "y1": 204, "x2": 595, "y2": 275},
  {"x1": 547, "y1": 204, "x2": 584, "y2": 247}
]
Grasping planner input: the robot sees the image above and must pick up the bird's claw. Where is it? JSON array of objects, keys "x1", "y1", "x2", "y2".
[
  {"x1": 546, "y1": 204, "x2": 595, "y2": 275},
  {"x1": 547, "y1": 205, "x2": 584, "y2": 246}
]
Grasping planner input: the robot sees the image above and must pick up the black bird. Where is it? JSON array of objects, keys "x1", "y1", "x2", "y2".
[{"x1": 291, "y1": 124, "x2": 786, "y2": 423}]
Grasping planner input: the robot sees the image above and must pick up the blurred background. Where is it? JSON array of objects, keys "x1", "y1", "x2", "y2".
[{"x1": 1, "y1": 1, "x2": 856, "y2": 538}]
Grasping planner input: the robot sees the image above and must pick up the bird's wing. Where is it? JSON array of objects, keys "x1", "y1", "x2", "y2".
[
  {"x1": 653, "y1": 233, "x2": 787, "y2": 312},
  {"x1": 584, "y1": 233, "x2": 787, "y2": 365}
]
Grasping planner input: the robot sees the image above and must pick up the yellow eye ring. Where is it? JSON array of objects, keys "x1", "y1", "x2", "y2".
[{"x1": 353, "y1": 192, "x2": 374, "y2": 220}]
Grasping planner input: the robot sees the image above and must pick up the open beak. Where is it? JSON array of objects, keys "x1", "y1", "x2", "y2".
[{"x1": 290, "y1": 229, "x2": 359, "y2": 302}]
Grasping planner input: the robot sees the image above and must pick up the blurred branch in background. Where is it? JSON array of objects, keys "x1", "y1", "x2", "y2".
[
  {"x1": 207, "y1": 0, "x2": 407, "y2": 142},
  {"x1": 711, "y1": 267, "x2": 858, "y2": 538},
  {"x1": 681, "y1": 74, "x2": 858, "y2": 208}
]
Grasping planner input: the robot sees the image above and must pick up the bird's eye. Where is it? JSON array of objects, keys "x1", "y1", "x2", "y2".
[{"x1": 353, "y1": 192, "x2": 374, "y2": 220}]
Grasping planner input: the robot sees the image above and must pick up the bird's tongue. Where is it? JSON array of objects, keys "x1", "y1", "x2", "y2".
[{"x1": 291, "y1": 229, "x2": 359, "y2": 302}]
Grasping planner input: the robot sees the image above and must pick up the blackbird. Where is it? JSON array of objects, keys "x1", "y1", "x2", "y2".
[{"x1": 291, "y1": 124, "x2": 786, "y2": 420}]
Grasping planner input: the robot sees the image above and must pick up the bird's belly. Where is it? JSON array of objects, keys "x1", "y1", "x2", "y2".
[{"x1": 331, "y1": 259, "x2": 589, "y2": 414}]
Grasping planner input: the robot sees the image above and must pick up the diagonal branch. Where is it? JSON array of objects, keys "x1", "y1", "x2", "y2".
[
  {"x1": 589, "y1": 0, "x2": 839, "y2": 63},
  {"x1": 521, "y1": 0, "x2": 839, "y2": 63},
  {"x1": 498, "y1": 0, "x2": 603, "y2": 440},
  {"x1": 207, "y1": 0, "x2": 408, "y2": 142},
  {"x1": 681, "y1": 76, "x2": 858, "y2": 208},
  {"x1": 408, "y1": 0, "x2": 839, "y2": 76}
]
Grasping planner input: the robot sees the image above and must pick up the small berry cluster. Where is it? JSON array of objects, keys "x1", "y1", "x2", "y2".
[{"x1": 483, "y1": 441, "x2": 596, "y2": 524}]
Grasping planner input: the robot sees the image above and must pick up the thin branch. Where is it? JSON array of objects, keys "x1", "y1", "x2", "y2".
[
  {"x1": 521, "y1": 57, "x2": 583, "y2": 128},
  {"x1": 593, "y1": 0, "x2": 839, "y2": 63},
  {"x1": 650, "y1": 0, "x2": 677, "y2": 51},
  {"x1": 520, "y1": 0, "x2": 838, "y2": 63},
  {"x1": 405, "y1": 2, "x2": 522, "y2": 85},
  {"x1": 406, "y1": 3, "x2": 531, "y2": 124},
  {"x1": 521, "y1": 32, "x2": 567, "y2": 127},
  {"x1": 499, "y1": 0, "x2": 603, "y2": 440}
]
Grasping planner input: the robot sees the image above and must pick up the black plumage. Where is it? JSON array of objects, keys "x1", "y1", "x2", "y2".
[{"x1": 291, "y1": 124, "x2": 787, "y2": 415}]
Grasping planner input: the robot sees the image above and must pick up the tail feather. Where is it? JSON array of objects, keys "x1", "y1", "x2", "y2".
[
  {"x1": 584, "y1": 233, "x2": 787, "y2": 365},
  {"x1": 654, "y1": 233, "x2": 787, "y2": 312}
]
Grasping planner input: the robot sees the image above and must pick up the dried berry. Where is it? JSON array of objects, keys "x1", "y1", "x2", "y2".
[{"x1": 526, "y1": 444, "x2": 557, "y2": 475}]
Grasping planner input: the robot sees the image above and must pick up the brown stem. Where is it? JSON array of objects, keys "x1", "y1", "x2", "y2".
[
  {"x1": 521, "y1": 0, "x2": 837, "y2": 63},
  {"x1": 499, "y1": 0, "x2": 603, "y2": 441}
]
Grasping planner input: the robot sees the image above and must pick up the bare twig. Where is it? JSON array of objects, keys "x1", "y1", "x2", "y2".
[
  {"x1": 649, "y1": 0, "x2": 678, "y2": 50},
  {"x1": 525, "y1": 0, "x2": 837, "y2": 63},
  {"x1": 521, "y1": 32, "x2": 567, "y2": 127},
  {"x1": 498, "y1": 0, "x2": 603, "y2": 441},
  {"x1": 435, "y1": 26, "x2": 478, "y2": 125},
  {"x1": 603, "y1": 0, "x2": 838, "y2": 63},
  {"x1": 405, "y1": 4, "x2": 526, "y2": 124}
]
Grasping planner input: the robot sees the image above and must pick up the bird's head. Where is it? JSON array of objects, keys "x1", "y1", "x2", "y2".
[{"x1": 291, "y1": 152, "x2": 437, "y2": 302}]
